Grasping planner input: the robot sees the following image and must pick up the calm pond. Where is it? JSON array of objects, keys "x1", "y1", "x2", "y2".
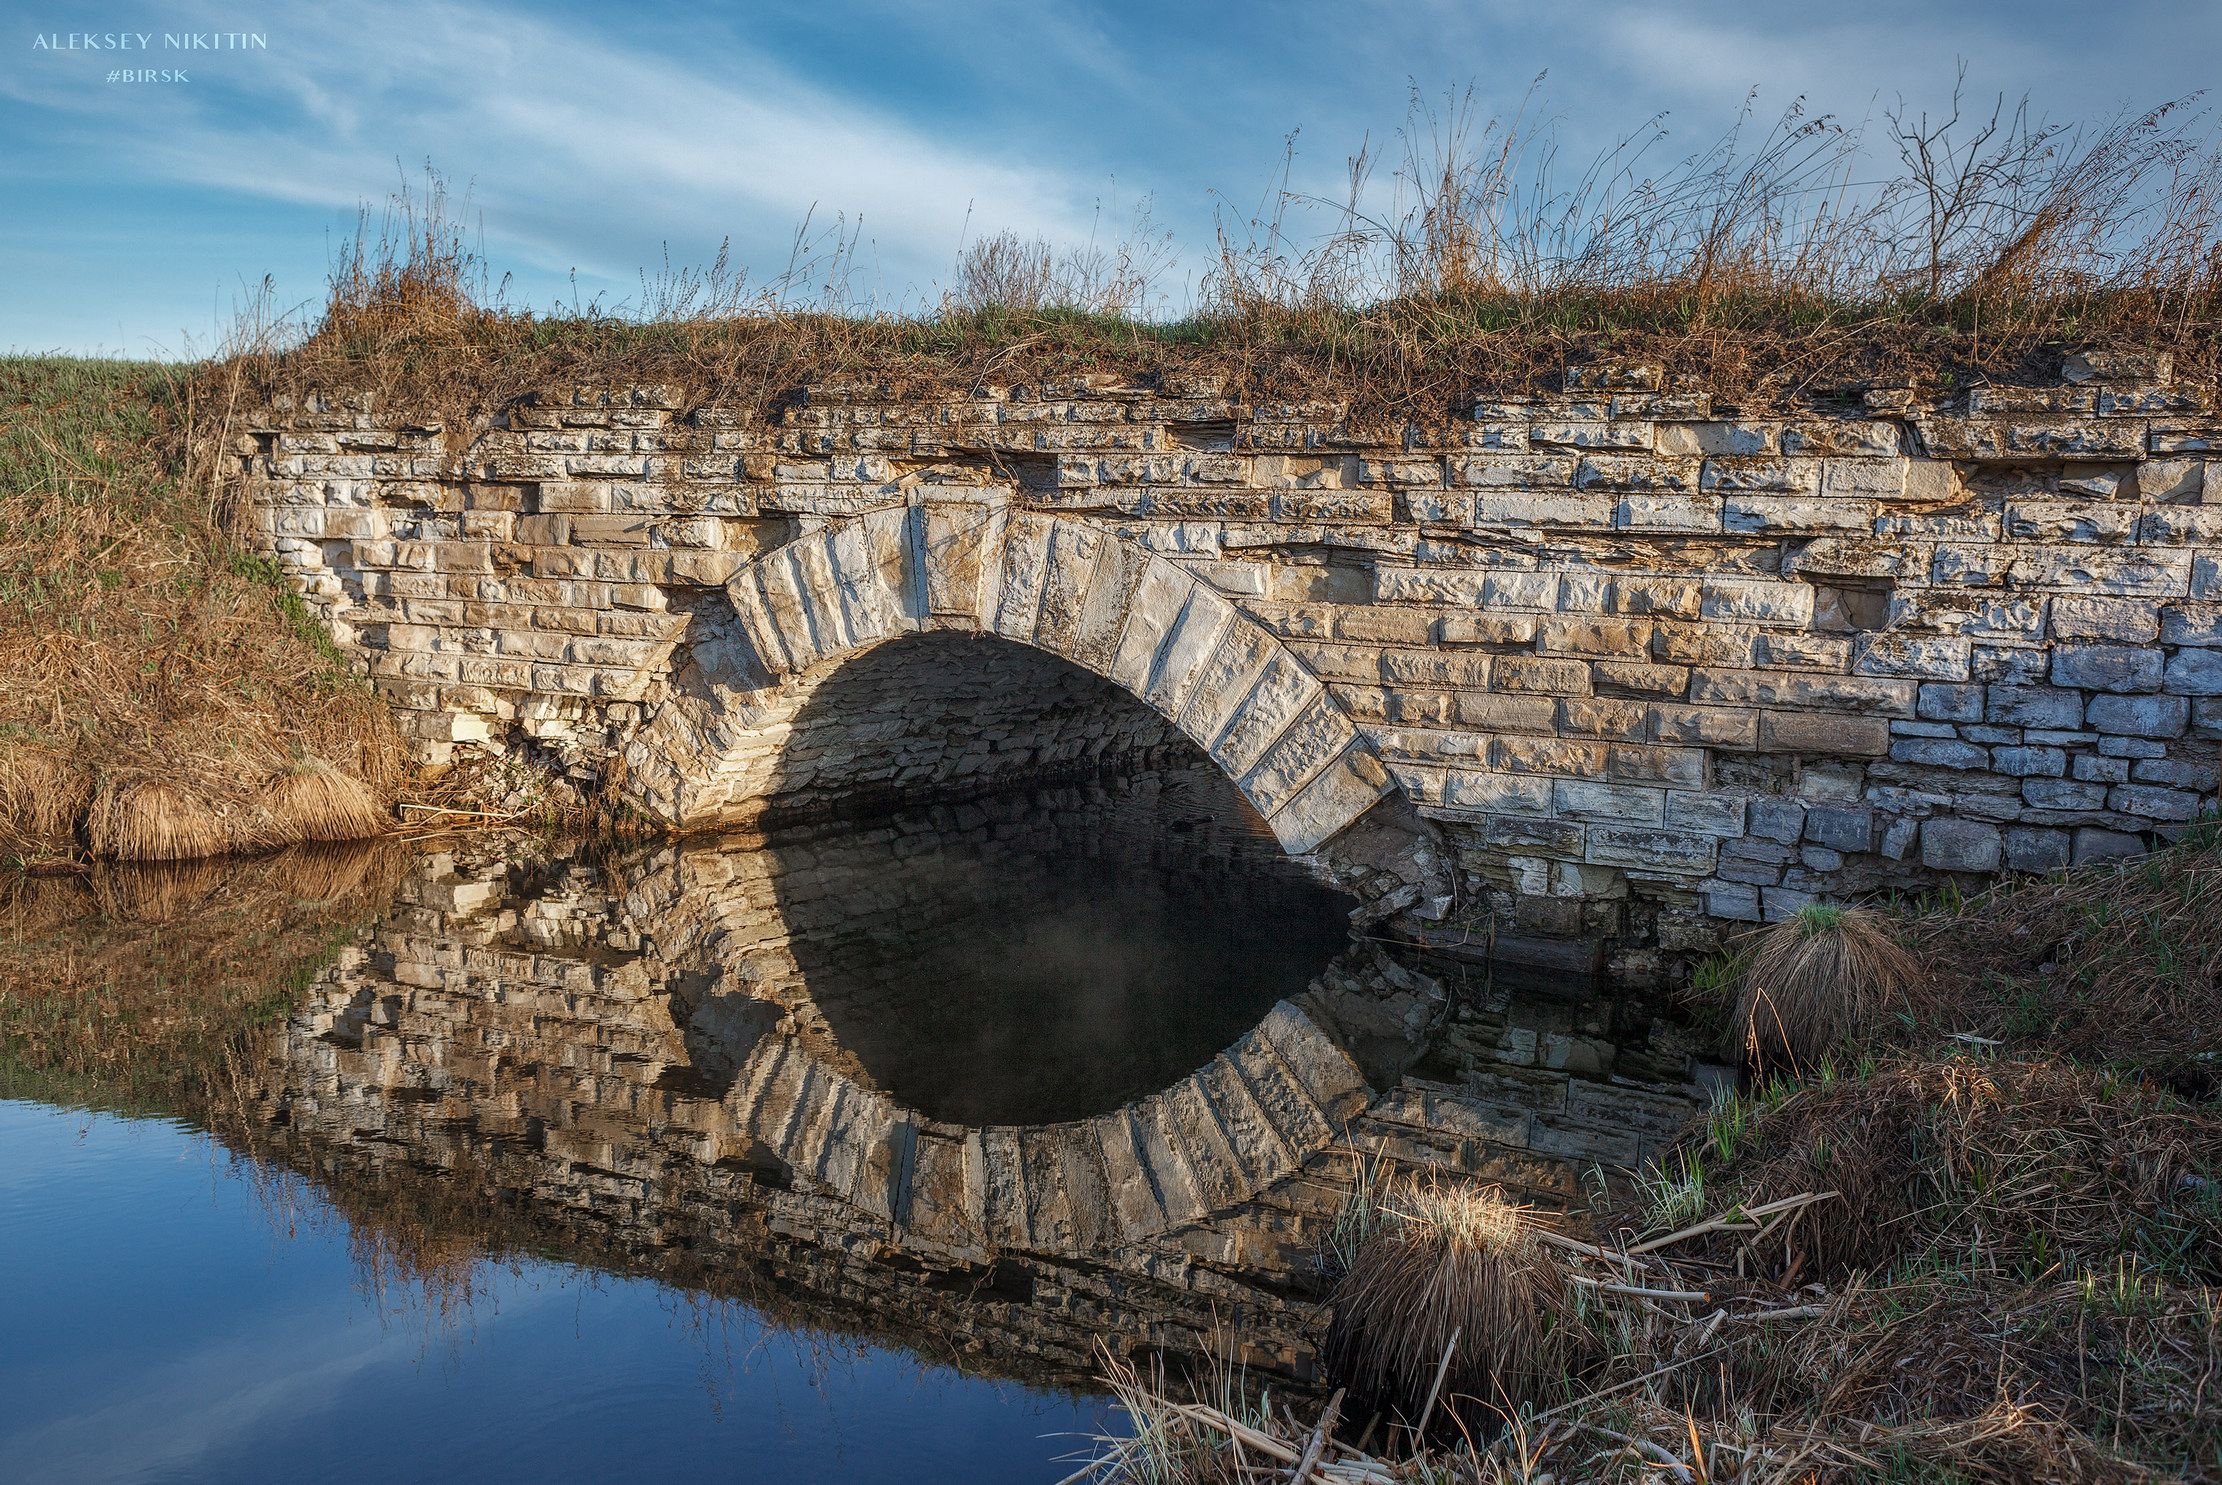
[{"x1": 0, "y1": 765, "x2": 1717, "y2": 1483}]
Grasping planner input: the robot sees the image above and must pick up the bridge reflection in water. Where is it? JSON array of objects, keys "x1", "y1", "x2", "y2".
[{"x1": 222, "y1": 764, "x2": 1716, "y2": 1392}]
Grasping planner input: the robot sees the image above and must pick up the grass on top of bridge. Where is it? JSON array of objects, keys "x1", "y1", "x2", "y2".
[
  {"x1": 0, "y1": 356, "x2": 407, "y2": 866},
  {"x1": 194, "y1": 83, "x2": 2222, "y2": 433}
]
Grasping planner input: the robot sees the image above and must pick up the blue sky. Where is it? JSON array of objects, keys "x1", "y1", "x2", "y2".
[{"x1": 5, "y1": 0, "x2": 2220, "y2": 355}]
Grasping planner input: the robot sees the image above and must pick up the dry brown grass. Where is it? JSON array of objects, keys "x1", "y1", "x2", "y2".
[
  {"x1": 1693, "y1": 1057, "x2": 2222, "y2": 1284},
  {"x1": 1324, "y1": 1181, "x2": 1576, "y2": 1431},
  {"x1": 1904, "y1": 822, "x2": 2222, "y2": 1074},
  {"x1": 0, "y1": 749, "x2": 92, "y2": 851},
  {"x1": 82, "y1": 777, "x2": 229, "y2": 862},
  {"x1": 1728, "y1": 903, "x2": 1923, "y2": 1076},
  {"x1": 200, "y1": 81, "x2": 2222, "y2": 444},
  {"x1": 262, "y1": 757, "x2": 391, "y2": 844},
  {"x1": 0, "y1": 358, "x2": 409, "y2": 865}
]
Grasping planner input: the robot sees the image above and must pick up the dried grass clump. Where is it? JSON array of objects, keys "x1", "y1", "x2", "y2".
[
  {"x1": 1691, "y1": 1056, "x2": 2222, "y2": 1281},
  {"x1": 2, "y1": 357, "x2": 419, "y2": 864},
  {"x1": 83, "y1": 778, "x2": 229, "y2": 862},
  {"x1": 262, "y1": 757, "x2": 389, "y2": 844},
  {"x1": 0, "y1": 749, "x2": 93, "y2": 852},
  {"x1": 1729, "y1": 903, "x2": 1921, "y2": 1075},
  {"x1": 1324, "y1": 1181, "x2": 1574, "y2": 1429}
]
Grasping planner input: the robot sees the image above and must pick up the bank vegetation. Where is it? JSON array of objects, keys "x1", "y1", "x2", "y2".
[{"x1": 1088, "y1": 825, "x2": 2222, "y2": 1484}]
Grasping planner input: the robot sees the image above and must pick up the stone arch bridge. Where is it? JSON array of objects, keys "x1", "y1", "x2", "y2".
[{"x1": 245, "y1": 358, "x2": 2222, "y2": 971}]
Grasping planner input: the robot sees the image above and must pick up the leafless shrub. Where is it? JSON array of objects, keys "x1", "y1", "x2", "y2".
[
  {"x1": 946, "y1": 201, "x2": 1173, "y2": 317},
  {"x1": 321, "y1": 164, "x2": 493, "y2": 341}
]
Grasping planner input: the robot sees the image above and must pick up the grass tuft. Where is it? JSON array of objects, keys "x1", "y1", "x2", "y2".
[
  {"x1": 1728, "y1": 903, "x2": 1922, "y2": 1075},
  {"x1": 1323, "y1": 1180, "x2": 1574, "y2": 1431},
  {"x1": 83, "y1": 777, "x2": 228, "y2": 862},
  {"x1": 262, "y1": 757, "x2": 390, "y2": 845}
]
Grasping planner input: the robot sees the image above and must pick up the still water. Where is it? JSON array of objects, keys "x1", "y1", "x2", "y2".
[{"x1": 0, "y1": 765, "x2": 1712, "y2": 1483}]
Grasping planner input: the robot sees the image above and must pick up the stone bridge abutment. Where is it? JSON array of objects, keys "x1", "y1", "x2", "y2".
[{"x1": 244, "y1": 357, "x2": 2222, "y2": 974}]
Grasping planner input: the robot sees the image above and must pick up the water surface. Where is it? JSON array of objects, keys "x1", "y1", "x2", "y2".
[{"x1": 0, "y1": 764, "x2": 1715, "y2": 1483}]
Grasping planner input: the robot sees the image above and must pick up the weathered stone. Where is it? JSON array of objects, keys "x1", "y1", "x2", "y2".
[
  {"x1": 2085, "y1": 693, "x2": 2190, "y2": 738},
  {"x1": 253, "y1": 376, "x2": 2222, "y2": 950},
  {"x1": 2163, "y1": 648, "x2": 2222, "y2": 695},
  {"x1": 1921, "y1": 818, "x2": 2002, "y2": 872},
  {"x1": 2051, "y1": 644, "x2": 2163, "y2": 693},
  {"x1": 2003, "y1": 827, "x2": 2071, "y2": 873},
  {"x1": 2072, "y1": 827, "x2": 2147, "y2": 864}
]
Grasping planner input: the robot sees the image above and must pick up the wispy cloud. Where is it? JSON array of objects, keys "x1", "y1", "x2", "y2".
[
  {"x1": 7, "y1": 0, "x2": 1118, "y2": 312},
  {"x1": 4, "y1": 0, "x2": 2221, "y2": 351}
]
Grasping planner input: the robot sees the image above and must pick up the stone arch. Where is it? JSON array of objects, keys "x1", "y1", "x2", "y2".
[{"x1": 623, "y1": 497, "x2": 1403, "y2": 860}]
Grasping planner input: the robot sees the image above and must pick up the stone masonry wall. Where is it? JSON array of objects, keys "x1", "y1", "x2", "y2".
[{"x1": 245, "y1": 349, "x2": 2222, "y2": 963}]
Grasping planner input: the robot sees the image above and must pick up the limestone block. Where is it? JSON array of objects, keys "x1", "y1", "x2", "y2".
[
  {"x1": 989, "y1": 514, "x2": 1057, "y2": 641},
  {"x1": 1440, "y1": 771, "x2": 1554, "y2": 814},
  {"x1": 1583, "y1": 826, "x2": 1717, "y2": 871},
  {"x1": 1029, "y1": 521, "x2": 1107, "y2": 653},
  {"x1": 1664, "y1": 791, "x2": 1745, "y2": 836},
  {"x1": 1853, "y1": 635, "x2": 1972, "y2": 681},
  {"x1": 1553, "y1": 779, "x2": 1666, "y2": 826},
  {"x1": 1529, "y1": 421, "x2": 1652, "y2": 451},
  {"x1": 1453, "y1": 454, "x2": 1576, "y2": 487},
  {"x1": 2052, "y1": 597, "x2": 2162, "y2": 643},
  {"x1": 1921, "y1": 818, "x2": 2002, "y2": 872},
  {"x1": 1140, "y1": 584, "x2": 1237, "y2": 720},
  {"x1": 1723, "y1": 496, "x2": 1873, "y2": 534},
  {"x1": 1264, "y1": 743, "x2": 1393, "y2": 854},
  {"x1": 1689, "y1": 668, "x2": 1916, "y2": 714},
  {"x1": 2085, "y1": 693, "x2": 2189, "y2": 738},
  {"x1": 1649, "y1": 703, "x2": 1759, "y2": 747},
  {"x1": 1704, "y1": 881, "x2": 1763, "y2": 920},
  {"x1": 1698, "y1": 456, "x2": 1819, "y2": 493},
  {"x1": 1473, "y1": 491, "x2": 1617, "y2": 528},
  {"x1": 2025, "y1": 777, "x2": 2109, "y2": 810},
  {"x1": 2109, "y1": 783, "x2": 2203, "y2": 821},
  {"x1": 825, "y1": 520, "x2": 905, "y2": 647},
  {"x1": 1699, "y1": 580, "x2": 1816, "y2": 627},
  {"x1": 1617, "y1": 495, "x2": 1723, "y2": 532},
  {"x1": 1760, "y1": 711, "x2": 1891, "y2": 755},
  {"x1": 2008, "y1": 547, "x2": 2190, "y2": 597},
  {"x1": 1176, "y1": 620, "x2": 1279, "y2": 749},
  {"x1": 921, "y1": 501, "x2": 1006, "y2": 620},
  {"x1": 1242, "y1": 695, "x2": 1356, "y2": 816},
  {"x1": 2164, "y1": 649, "x2": 2222, "y2": 695},
  {"x1": 2004, "y1": 502, "x2": 2136, "y2": 544},
  {"x1": 2051, "y1": 644, "x2": 2164, "y2": 693}
]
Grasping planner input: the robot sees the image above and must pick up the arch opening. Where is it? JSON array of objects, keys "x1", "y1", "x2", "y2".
[{"x1": 753, "y1": 629, "x2": 1196, "y2": 824}]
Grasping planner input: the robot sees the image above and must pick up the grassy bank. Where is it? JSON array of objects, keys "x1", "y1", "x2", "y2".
[
  {"x1": 1092, "y1": 830, "x2": 2222, "y2": 1484},
  {"x1": 0, "y1": 357, "x2": 405, "y2": 865}
]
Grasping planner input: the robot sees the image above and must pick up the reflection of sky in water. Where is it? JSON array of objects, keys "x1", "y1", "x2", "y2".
[{"x1": 0, "y1": 1103, "x2": 1110, "y2": 1484}]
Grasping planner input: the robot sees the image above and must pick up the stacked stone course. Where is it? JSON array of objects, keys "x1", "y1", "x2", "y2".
[{"x1": 247, "y1": 351, "x2": 2222, "y2": 964}]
